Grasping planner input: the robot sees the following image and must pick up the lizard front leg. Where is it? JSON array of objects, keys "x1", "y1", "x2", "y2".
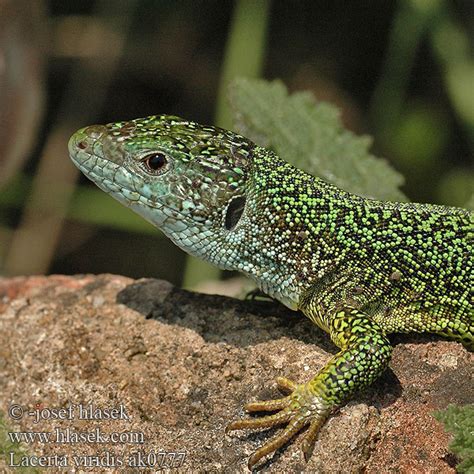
[{"x1": 226, "y1": 307, "x2": 393, "y2": 469}]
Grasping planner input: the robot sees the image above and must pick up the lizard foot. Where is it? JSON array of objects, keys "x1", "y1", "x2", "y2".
[
  {"x1": 226, "y1": 376, "x2": 330, "y2": 469},
  {"x1": 244, "y1": 287, "x2": 274, "y2": 301}
]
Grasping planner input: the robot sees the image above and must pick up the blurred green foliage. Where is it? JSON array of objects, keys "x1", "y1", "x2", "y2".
[
  {"x1": 370, "y1": 0, "x2": 473, "y2": 205},
  {"x1": 437, "y1": 169, "x2": 474, "y2": 210},
  {"x1": 0, "y1": 175, "x2": 157, "y2": 235},
  {"x1": 464, "y1": 194, "x2": 474, "y2": 211}
]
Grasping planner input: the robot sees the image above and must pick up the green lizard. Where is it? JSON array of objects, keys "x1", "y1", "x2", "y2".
[{"x1": 69, "y1": 115, "x2": 473, "y2": 469}]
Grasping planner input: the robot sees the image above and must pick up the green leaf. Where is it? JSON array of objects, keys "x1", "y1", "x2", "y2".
[
  {"x1": 434, "y1": 404, "x2": 474, "y2": 473},
  {"x1": 229, "y1": 78, "x2": 407, "y2": 202},
  {"x1": 0, "y1": 411, "x2": 41, "y2": 473}
]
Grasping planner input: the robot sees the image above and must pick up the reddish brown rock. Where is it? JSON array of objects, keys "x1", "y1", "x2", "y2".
[{"x1": 0, "y1": 275, "x2": 471, "y2": 472}]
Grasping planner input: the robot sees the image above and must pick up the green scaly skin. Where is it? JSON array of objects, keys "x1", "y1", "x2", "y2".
[{"x1": 69, "y1": 115, "x2": 473, "y2": 469}]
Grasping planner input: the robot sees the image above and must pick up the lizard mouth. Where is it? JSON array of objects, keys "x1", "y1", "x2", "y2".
[
  {"x1": 68, "y1": 126, "x2": 196, "y2": 226},
  {"x1": 68, "y1": 125, "x2": 142, "y2": 204}
]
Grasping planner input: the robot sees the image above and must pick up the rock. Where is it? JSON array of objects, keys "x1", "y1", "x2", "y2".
[{"x1": 0, "y1": 274, "x2": 471, "y2": 472}]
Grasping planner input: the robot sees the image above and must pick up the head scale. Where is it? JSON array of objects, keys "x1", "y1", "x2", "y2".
[{"x1": 69, "y1": 115, "x2": 255, "y2": 266}]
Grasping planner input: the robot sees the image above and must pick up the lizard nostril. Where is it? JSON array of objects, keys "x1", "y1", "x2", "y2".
[{"x1": 70, "y1": 125, "x2": 108, "y2": 154}]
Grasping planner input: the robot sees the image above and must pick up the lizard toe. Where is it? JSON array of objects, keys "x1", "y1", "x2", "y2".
[
  {"x1": 228, "y1": 379, "x2": 330, "y2": 468},
  {"x1": 226, "y1": 410, "x2": 291, "y2": 432},
  {"x1": 247, "y1": 416, "x2": 308, "y2": 470},
  {"x1": 301, "y1": 418, "x2": 325, "y2": 461}
]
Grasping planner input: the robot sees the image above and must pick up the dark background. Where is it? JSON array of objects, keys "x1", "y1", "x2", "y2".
[{"x1": 0, "y1": 0, "x2": 472, "y2": 286}]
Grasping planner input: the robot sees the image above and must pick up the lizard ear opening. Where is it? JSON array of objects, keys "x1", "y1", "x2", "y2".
[{"x1": 224, "y1": 195, "x2": 246, "y2": 230}]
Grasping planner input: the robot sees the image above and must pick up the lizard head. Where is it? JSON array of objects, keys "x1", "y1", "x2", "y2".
[{"x1": 69, "y1": 115, "x2": 255, "y2": 266}]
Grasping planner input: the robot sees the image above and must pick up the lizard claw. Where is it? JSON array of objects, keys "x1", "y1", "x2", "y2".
[
  {"x1": 275, "y1": 376, "x2": 298, "y2": 393},
  {"x1": 226, "y1": 377, "x2": 330, "y2": 469}
]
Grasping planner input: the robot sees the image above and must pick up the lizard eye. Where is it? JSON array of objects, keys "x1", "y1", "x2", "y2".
[{"x1": 142, "y1": 152, "x2": 168, "y2": 174}]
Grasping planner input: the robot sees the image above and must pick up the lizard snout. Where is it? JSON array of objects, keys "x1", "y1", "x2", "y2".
[{"x1": 68, "y1": 125, "x2": 108, "y2": 157}]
